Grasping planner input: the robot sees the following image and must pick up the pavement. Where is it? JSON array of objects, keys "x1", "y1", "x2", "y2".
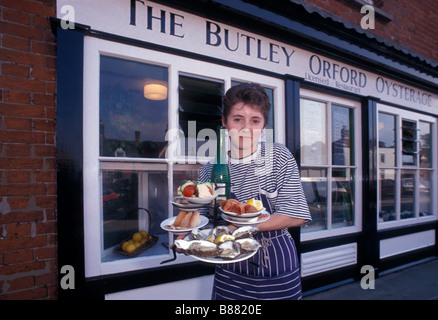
[{"x1": 303, "y1": 257, "x2": 438, "y2": 300}]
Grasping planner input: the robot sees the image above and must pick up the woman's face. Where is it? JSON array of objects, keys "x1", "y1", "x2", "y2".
[{"x1": 222, "y1": 102, "x2": 265, "y2": 158}]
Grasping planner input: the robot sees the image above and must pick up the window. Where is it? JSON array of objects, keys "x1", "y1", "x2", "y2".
[
  {"x1": 377, "y1": 104, "x2": 437, "y2": 228},
  {"x1": 99, "y1": 56, "x2": 168, "y2": 158},
  {"x1": 83, "y1": 37, "x2": 285, "y2": 276},
  {"x1": 299, "y1": 90, "x2": 361, "y2": 240}
]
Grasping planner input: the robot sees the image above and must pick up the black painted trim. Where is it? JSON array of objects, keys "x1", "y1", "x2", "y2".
[
  {"x1": 284, "y1": 75, "x2": 304, "y2": 261},
  {"x1": 56, "y1": 27, "x2": 86, "y2": 300}
]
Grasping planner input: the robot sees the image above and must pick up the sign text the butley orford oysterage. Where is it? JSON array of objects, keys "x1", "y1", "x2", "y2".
[{"x1": 58, "y1": 0, "x2": 437, "y2": 113}]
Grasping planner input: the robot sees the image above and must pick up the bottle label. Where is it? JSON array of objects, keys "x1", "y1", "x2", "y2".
[{"x1": 215, "y1": 183, "x2": 227, "y2": 202}]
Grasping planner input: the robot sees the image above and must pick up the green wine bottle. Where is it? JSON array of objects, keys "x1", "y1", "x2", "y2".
[{"x1": 211, "y1": 126, "x2": 231, "y2": 203}]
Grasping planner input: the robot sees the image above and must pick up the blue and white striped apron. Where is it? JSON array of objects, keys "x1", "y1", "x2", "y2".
[{"x1": 212, "y1": 191, "x2": 302, "y2": 300}]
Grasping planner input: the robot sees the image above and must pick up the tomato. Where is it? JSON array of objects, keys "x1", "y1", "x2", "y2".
[{"x1": 182, "y1": 184, "x2": 196, "y2": 197}]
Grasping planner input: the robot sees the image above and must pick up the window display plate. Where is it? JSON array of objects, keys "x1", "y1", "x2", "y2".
[
  {"x1": 183, "y1": 194, "x2": 218, "y2": 204},
  {"x1": 160, "y1": 215, "x2": 209, "y2": 233},
  {"x1": 218, "y1": 206, "x2": 264, "y2": 218},
  {"x1": 171, "y1": 197, "x2": 207, "y2": 210},
  {"x1": 221, "y1": 213, "x2": 270, "y2": 226}
]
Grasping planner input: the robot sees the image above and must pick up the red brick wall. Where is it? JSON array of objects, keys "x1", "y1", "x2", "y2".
[
  {"x1": 304, "y1": 0, "x2": 438, "y2": 63},
  {"x1": 0, "y1": 0, "x2": 57, "y2": 300}
]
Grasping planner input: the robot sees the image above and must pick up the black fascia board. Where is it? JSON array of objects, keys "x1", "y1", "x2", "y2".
[{"x1": 150, "y1": 0, "x2": 438, "y2": 91}]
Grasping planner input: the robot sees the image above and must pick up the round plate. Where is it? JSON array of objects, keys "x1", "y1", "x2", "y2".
[
  {"x1": 160, "y1": 215, "x2": 209, "y2": 233},
  {"x1": 171, "y1": 197, "x2": 207, "y2": 210},
  {"x1": 183, "y1": 193, "x2": 218, "y2": 204},
  {"x1": 189, "y1": 250, "x2": 258, "y2": 264},
  {"x1": 218, "y1": 206, "x2": 264, "y2": 218},
  {"x1": 221, "y1": 212, "x2": 270, "y2": 226}
]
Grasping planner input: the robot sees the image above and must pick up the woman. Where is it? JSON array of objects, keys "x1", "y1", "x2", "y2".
[{"x1": 198, "y1": 83, "x2": 311, "y2": 300}]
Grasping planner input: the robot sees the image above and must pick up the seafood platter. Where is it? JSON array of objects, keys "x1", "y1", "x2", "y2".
[
  {"x1": 175, "y1": 226, "x2": 261, "y2": 264},
  {"x1": 218, "y1": 199, "x2": 270, "y2": 225}
]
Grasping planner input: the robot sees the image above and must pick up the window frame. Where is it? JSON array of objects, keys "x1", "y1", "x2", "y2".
[
  {"x1": 300, "y1": 89, "x2": 362, "y2": 242},
  {"x1": 82, "y1": 36, "x2": 286, "y2": 277},
  {"x1": 377, "y1": 103, "x2": 437, "y2": 230}
]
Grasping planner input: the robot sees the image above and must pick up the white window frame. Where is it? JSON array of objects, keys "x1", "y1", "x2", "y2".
[
  {"x1": 82, "y1": 36, "x2": 286, "y2": 277},
  {"x1": 377, "y1": 103, "x2": 437, "y2": 230},
  {"x1": 300, "y1": 89, "x2": 363, "y2": 242}
]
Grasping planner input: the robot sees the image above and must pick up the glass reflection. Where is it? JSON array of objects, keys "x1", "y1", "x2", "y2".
[
  {"x1": 99, "y1": 56, "x2": 168, "y2": 158},
  {"x1": 332, "y1": 106, "x2": 353, "y2": 166},
  {"x1": 400, "y1": 170, "x2": 415, "y2": 219},
  {"x1": 378, "y1": 113, "x2": 396, "y2": 167},
  {"x1": 300, "y1": 168, "x2": 327, "y2": 232},
  {"x1": 300, "y1": 99, "x2": 327, "y2": 165},
  {"x1": 402, "y1": 120, "x2": 417, "y2": 166},
  {"x1": 379, "y1": 169, "x2": 396, "y2": 222},
  {"x1": 419, "y1": 121, "x2": 432, "y2": 168},
  {"x1": 420, "y1": 170, "x2": 432, "y2": 216},
  {"x1": 332, "y1": 168, "x2": 354, "y2": 228},
  {"x1": 101, "y1": 169, "x2": 169, "y2": 261}
]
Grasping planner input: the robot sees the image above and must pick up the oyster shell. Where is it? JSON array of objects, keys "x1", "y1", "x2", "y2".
[
  {"x1": 218, "y1": 241, "x2": 241, "y2": 259},
  {"x1": 189, "y1": 228, "x2": 203, "y2": 240},
  {"x1": 236, "y1": 238, "x2": 261, "y2": 253},
  {"x1": 232, "y1": 226, "x2": 258, "y2": 239},
  {"x1": 213, "y1": 226, "x2": 232, "y2": 237},
  {"x1": 175, "y1": 239, "x2": 219, "y2": 258}
]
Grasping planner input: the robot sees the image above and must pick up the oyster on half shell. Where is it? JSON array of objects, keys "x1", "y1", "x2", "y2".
[
  {"x1": 235, "y1": 238, "x2": 261, "y2": 254},
  {"x1": 174, "y1": 239, "x2": 220, "y2": 258},
  {"x1": 232, "y1": 226, "x2": 259, "y2": 239},
  {"x1": 218, "y1": 241, "x2": 241, "y2": 259}
]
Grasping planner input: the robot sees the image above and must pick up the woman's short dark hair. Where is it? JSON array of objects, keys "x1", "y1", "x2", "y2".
[{"x1": 222, "y1": 83, "x2": 271, "y2": 126}]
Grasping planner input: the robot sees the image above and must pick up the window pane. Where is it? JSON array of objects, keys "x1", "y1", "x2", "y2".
[
  {"x1": 379, "y1": 169, "x2": 396, "y2": 222},
  {"x1": 402, "y1": 120, "x2": 417, "y2": 166},
  {"x1": 400, "y1": 170, "x2": 416, "y2": 219},
  {"x1": 332, "y1": 105, "x2": 354, "y2": 166},
  {"x1": 419, "y1": 121, "x2": 432, "y2": 168},
  {"x1": 420, "y1": 170, "x2": 432, "y2": 216},
  {"x1": 101, "y1": 168, "x2": 169, "y2": 262},
  {"x1": 378, "y1": 113, "x2": 396, "y2": 167},
  {"x1": 179, "y1": 75, "x2": 223, "y2": 159},
  {"x1": 300, "y1": 168, "x2": 328, "y2": 232},
  {"x1": 332, "y1": 168, "x2": 354, "y2": 228},
  {"x1": 300, "y1": 99, "x2": 327, "y2": 165},
  {"x1": 100, "y1": 56, "x2": 168, "y2": 158}
]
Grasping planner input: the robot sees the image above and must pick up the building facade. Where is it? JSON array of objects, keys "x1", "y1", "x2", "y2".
[{"x1": 1, "y1": 0, "x2": 437, "y2": 300}]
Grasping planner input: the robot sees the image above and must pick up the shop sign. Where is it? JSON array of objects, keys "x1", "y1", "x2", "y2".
[{"x1": 57, "y1": 0, "x2": 438, "y2": 114}]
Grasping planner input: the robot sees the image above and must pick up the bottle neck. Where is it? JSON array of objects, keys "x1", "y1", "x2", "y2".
[{"x1": 216, "y1": 126, "x2": 227, "y2": 165}]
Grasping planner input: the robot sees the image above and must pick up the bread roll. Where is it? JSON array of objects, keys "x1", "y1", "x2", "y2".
[
  {"x1": 173, "y1": 210, "x2": 187, "y2": 227},
  {"x1": 188, "y1": 211, "x2": 200, "y2": 228}
]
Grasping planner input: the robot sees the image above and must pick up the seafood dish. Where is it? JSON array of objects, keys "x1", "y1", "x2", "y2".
[
  {"x1": 167, "y1": 210, "x2": 200, "y2": 230},
  {"x1": 174, "y1": 226, "x2": 261, "y2": 262},
  {"x1": 160, "y1": 213, "x2": 209, "y2": 233},
  {"x1": 219, "y1": 199, "x2": 258, "y2": 215}
]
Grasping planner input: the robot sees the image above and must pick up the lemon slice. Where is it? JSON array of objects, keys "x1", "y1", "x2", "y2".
[
  {"x1": 214, "y1": 234, "x2": 235, "y2": 244},
  {"x1": 247, "y1": 198, "x2": 263, "y2": 211}
]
